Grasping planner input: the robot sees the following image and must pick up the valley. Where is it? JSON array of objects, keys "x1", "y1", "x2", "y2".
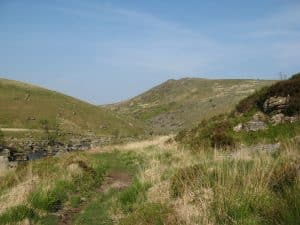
[{"x1": 0, "y1": 74, "x2": 299, "y2": 225}]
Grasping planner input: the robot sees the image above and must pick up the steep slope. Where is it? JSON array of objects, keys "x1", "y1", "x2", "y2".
[
  {"x1": 0, "y1": 78, "x2": 143, "y2": 136},
  {"x1": 106, "y1": 78, "x2": 274, "y2": 133}
]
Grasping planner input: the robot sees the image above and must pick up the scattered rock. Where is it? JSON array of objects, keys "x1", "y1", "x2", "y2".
[
  {"x1": 252, "y1": 112, "x2": 268, "y2": 122},
  {"x1": 239, "y1": 143, "x2": 281, "y2": 154},
  {"x1": 285, "y1": 115, "x2": 298, "y2": 123},
  {"x1": 271, "y1": 113, "x2": 285, "y2": 125},
  {"x1": 244, "y1": 120, "x2": 267, "y2": 132}
]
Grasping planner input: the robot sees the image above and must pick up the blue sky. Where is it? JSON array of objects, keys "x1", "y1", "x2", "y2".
[{"x1": 0, "y1": 0, "x2": 299, "y2": 104}]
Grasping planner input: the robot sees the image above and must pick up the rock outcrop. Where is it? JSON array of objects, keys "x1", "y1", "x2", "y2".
[
  {"x1": 263, "y1": 96, "x2": 290, "y2": 114},
  {"x1": 233, "y1": 112, "x2": 268, "y2": 132}
]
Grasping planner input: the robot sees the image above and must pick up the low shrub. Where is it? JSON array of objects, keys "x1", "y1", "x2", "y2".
[{"x1": 211, "y1": 122, "x2": 235, "y2": 148}]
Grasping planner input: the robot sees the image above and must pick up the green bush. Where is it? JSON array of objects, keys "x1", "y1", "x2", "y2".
[{"x1": 0, "y1": 205, "x2": 35, "y2": 225}]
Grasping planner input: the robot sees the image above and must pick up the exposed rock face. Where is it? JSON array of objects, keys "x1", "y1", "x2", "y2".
[{"x1": 263, "y1": 96, "x2": 290, "y2": 114}]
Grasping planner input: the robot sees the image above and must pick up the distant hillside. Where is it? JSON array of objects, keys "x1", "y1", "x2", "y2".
[
  {"x1": 0, "y1": 78, "x2": 143, "y2": 136},
  {"x1": 106, "y1": 78, "x2": 275, "y2": 133}
]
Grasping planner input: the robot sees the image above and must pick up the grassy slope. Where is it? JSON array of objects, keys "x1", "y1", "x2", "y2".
[
  {"x1": 0, "y1": 78, "x2": 144, "y2": 136},
  {"x1": 1, "y1": 136, "x2": 299, "y2": 225},
  {"x1": 106, "y1": 78, "x2": 274, "y2": 133}
]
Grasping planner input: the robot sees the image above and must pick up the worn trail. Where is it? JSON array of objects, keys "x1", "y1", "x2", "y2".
[{"x1": 58, "y1": 171, "x2": 132, "y2": 225}]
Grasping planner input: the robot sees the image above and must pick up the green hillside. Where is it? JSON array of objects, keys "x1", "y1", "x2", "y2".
[
  {"x1": 0, "y1": 78, "x2": 143, "y2": 136},
  {"x1": 106, "y1": 78, "x2": 275, "y2": 133}
]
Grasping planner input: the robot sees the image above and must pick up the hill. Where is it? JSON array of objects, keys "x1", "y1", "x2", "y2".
[
  {"x1": 106, "y1": 78, "x2": 275, "y2": 133},
  {"x1": 175, "y1": 73, "x2": 300, "y2": 150},
  {"x1": 0, "y1": 78, "x2": 143, "y2": 137},
  {"x1": 0, "y1": 76, "x2": 299, "y2": 225}
]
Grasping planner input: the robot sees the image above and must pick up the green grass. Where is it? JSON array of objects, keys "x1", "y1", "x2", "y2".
[
  {"x1": 119, "y1": 178, "x2": 151, "y2": 213},
  {"x1": 118, "y1": 203, "x2": 180, "y2": 225},
  {"x1": 0, "y1": 205, "x2": 35, "y2": 225},
  {"x1": 169, "y1": 150, "x2": 300, "y2": 225},
  {"x1": 73, "y1": 190, "x2": 115, "y2": 225},
  {"x1": 0, "y1": 78, "x2": 144, "y2": 136}
]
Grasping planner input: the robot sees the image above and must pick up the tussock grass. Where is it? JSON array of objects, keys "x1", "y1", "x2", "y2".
[{"x1": 1, "y1": 136, "x2": 299, "y2": 225}]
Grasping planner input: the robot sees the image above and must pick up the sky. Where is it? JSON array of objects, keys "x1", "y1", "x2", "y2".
[{"x1": 0, "y1": 0, "x2": 299, "y2": 104}]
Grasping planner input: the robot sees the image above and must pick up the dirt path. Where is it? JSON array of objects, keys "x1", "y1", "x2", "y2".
[{"x1": 58, "y1": 171, "x2": 132, "y2": 225}]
